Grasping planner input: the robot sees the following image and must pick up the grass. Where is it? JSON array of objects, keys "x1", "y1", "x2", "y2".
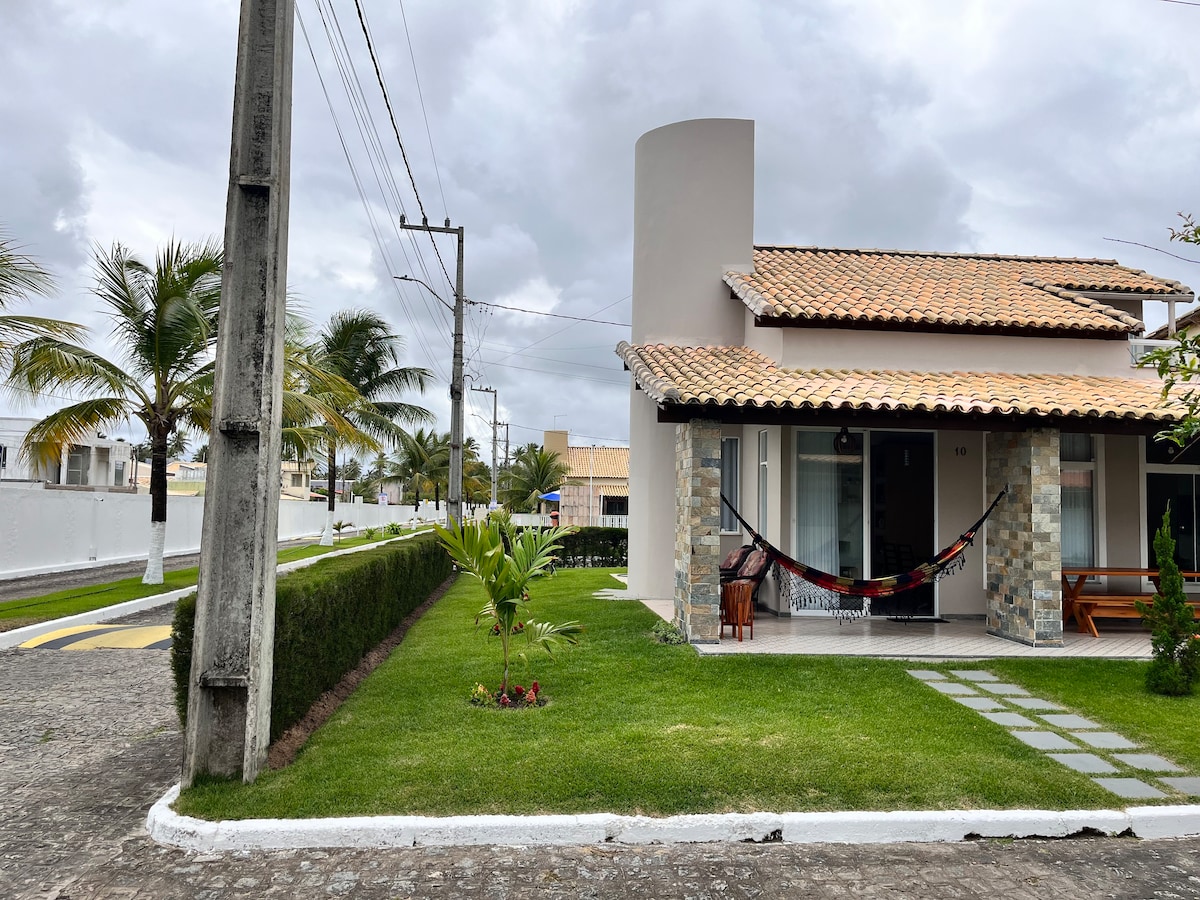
[
  {"x1": 947, "y1": 658, "x2": 1200, "y2": 773},
  {"x1": 175, "y1": 568, "x2": 1157, "y2": 821},
  {"x1": 0, "y1": 534, "x2": 403, "y2": 631}
]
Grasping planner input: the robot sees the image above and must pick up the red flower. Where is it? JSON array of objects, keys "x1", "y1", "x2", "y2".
[
  {"x1": 531, "y1": 680, "x2": 540, "y2": 693},
  {"x1": 513, "y1": 685, "x2": 525, "y2": 696},
  {"x1": 499, "y1": 693, "x2": 511, "y2": 707}
]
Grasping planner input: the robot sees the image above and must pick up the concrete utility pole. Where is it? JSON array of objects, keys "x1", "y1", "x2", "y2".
[
  {"x1": 471, "y1": 385, "x2": 498, "y2": 508},
  {"x1": 396, "y1": 217, "x2": 464, "y2": 526},
  {"x1": 183, "y1": 0, "x2": 293, "y2": 787}
]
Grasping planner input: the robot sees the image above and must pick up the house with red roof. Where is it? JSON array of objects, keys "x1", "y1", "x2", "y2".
[{"x1": 619, "y1": 118, "x2": 1193, "y2": 646}]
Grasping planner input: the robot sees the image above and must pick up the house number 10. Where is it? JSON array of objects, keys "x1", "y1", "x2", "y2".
[{"x1": 954, "y1": 446, "x2": 968, "y2": 457}]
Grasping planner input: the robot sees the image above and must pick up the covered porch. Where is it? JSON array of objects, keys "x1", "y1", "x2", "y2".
[{"x1": 639, "y1": 595, "x2": 1153, "y2": 659}]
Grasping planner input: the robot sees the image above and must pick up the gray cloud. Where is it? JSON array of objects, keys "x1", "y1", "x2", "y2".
[{"x1": 3, "y1": 0, "x2": 1198, "y2": 455}]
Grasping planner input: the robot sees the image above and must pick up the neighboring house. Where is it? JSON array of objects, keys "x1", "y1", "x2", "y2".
[
  {"x1": 620, "y1": 118, "x2": 1193, "y2": 646},
  {"x1": 280, "y1": 459, "x2": 315, "y2": 501},
  {"x1": 542, "y1": 430, "x2": 630, "y2": 527},
  {"x1": 0, "y1": 416, "x2": 134, "y2": 490}
]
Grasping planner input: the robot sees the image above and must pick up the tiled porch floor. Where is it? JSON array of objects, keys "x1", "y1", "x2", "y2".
[{"x1": 631, "y1": 596, "x2": 1152, "y2": 659}]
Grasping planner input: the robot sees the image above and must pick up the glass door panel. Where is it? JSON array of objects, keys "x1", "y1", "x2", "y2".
[
  {"x1": 794, "y1": 431, "x2": 864, "y2": 612},
  {"x1": 1147, "y1": 473, "x2": 1197, "y2": 571}
]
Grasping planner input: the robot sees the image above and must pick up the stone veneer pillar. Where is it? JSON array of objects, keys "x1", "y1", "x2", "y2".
[
  {"x1": 985, "y1": 429, "x2": 1063, "y2": 647},
  {"x1": 675, "y1": 419, "x2": 722, "y2": 642}
]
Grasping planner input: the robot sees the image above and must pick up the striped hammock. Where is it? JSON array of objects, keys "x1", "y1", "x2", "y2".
[{"x1": 720, "y1": 488, "x2": 1007, "y2": 618}]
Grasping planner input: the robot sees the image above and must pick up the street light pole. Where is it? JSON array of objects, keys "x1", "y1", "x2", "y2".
[
  {"x1": 396, "y1": 218, "x2": 464, "y2": 526},
  {"x1": 471, "y1": 385, "x2": 498, "y2": 509}
]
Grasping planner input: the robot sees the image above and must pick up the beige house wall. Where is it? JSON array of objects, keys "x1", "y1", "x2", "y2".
[
  {"x1": 776, "y1": 329, "x2": 1149, "y2": 379},
  {"x1": 936, "y1": 431, "x2": 987, "y2": 617}
]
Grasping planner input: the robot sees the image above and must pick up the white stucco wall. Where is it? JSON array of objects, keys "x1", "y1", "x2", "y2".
[
  {"x1": 0, "y1": 487, "x2": 429, "y2": 581},
  {"x1": 627, "y1": 118, "x2": 756, "y2": 602},
  {"x1": 775, "y1": 329, "x2": 1148, "y2": 378}
]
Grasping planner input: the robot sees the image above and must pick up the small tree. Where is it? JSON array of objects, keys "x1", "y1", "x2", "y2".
[
  {"x1": 436, "y1": 519, "x2": 582, "y2": 697},
  {"x1": 1136, "y1": 507, "x2": 1200, "y2": 695}
]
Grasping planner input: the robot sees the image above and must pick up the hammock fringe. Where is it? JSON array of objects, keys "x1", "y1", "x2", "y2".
[{"x1": 720, "y1": 487, "x2": 1007, "y2": 621}]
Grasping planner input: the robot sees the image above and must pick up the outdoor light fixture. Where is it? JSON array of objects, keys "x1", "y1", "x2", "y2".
[{"x1": 834, "y1": 427, "x2": 860, "y2": 456}]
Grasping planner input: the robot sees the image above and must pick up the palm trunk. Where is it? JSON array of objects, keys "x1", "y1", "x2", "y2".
[
  {"x1": 142, "y1": 428, "x2": 169, "y2": 584},
  {"x1": 320, "y1": 444, "x2": 336, "y2": 546}
]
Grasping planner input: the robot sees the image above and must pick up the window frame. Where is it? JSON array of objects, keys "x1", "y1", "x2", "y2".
[{"x1": 720, "y1": 436, "x2": 740, "y2": 534}]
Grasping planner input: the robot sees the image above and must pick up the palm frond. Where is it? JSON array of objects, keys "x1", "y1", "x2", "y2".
[
  {"x1": 5, "y1": 337, "x2": 143, "y2": 403},
  {"x1": 20, "y1": 398, "x2": 133, "y2": 466},
  {"x1": 0, "y1": 231, "x2": 55, "y2": 308}
]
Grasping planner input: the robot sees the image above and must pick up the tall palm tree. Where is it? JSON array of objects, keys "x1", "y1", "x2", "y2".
[
  {"x1": 308, "y1": 310, "x2": 431, "y2": 544},
  {"x1": 0, "y1": 229, "x2": 83, "y2": 370},
  {"x1": 391, "y1": 427, "x2": 449, "y2": 509},
  {"x1": 7, "y1": 239, "x2": 222, "y2": 583},
  {"x1": 503, "y1": 446, "x2": 569, "y2": 513}
]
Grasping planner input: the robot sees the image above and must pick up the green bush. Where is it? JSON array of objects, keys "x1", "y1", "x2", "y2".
[
  {"x1": 171, "y1": 532, "x2": 452, "y2": 740},
  {"x1": 1137, "y1": 507, "x2": 1200, "y2": 696},
  {"x1": 553, "y1": 527, "x2": 628, "y2": 567}
]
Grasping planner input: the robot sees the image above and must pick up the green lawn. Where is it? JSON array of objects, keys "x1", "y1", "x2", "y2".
[
  {"x1": 174, "y1": 567, "x2": 1189, "y2": 821},
  {"x1": 0, "y1": 535, "x2": 398, "y2": 631},
  {"x1": 950, "y1": 658, "x2": 1200, "y2": 774}
]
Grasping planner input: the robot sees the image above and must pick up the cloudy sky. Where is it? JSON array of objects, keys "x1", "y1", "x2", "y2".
[{"x1": 2, "y1": 0, "x2": 1198, "y2": 467}]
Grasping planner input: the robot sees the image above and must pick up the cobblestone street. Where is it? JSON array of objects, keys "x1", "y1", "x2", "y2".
[{"x1": 3, "y1": 642, "x2": 1200, "y2": 899}]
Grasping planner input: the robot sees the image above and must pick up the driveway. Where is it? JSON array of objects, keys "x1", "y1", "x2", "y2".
[{"x1": 3, "y1": 638, "x2": 1200, "y2": 898}]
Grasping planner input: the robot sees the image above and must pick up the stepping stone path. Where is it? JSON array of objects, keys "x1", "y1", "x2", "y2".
[{"x1": 908, "y1": 668, "x2": 1197, "y2": 801}]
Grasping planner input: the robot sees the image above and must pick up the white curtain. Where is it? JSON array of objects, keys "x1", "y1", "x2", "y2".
[
  {"x1": 796, "y1": 432, "x2": 839, "y2": 574},
  {"x1": 1061, "y1": 469, "x2": 1094, "y2": 567}
]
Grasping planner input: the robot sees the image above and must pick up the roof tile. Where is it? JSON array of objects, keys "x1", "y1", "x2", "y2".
[
  {"x1": 724, "y1": 247, "x2": 1193, "y2": 334},
  {"x1": 615, "y1": 343, "x2": 1182, "y2": 423}
]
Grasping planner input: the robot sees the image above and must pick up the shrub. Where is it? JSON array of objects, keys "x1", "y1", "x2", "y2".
[
  {"x1": 1137, "y1": 507, "x2": 1200, "y2": 696},
  {"x1": 651, "y1": 620, "x2": 687, "y2": 644},
  {"x1": 364, "y1": 526, "x2": 379, "y2": 540},
  {"x1": 171, "y1": 533, "x2": 452, "y2": 740},
  {"x1": 546, "y1": 527, "x2": 627, "y2": 567},
  {"x1": 384, "y1": 522, "x2": 403, "y2": 536},
  {"x1": 436, "y1": 519, "x2": 582, "y2": 696}
]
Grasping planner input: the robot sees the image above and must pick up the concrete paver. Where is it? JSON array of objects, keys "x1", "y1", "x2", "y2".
[
  {"x1": 1091, "y1": 778, "x2": 1167, "y2": 799},
  {"x1": 1046, "y1": 753, "x2": 1117, "y2": 774}
]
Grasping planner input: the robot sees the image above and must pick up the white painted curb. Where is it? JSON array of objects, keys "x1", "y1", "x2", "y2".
[
  {"x1": 145, "y1": 784, "x2": 1200, "y2": 850},
  {"x1": 1, "y1": 529, "x2": 434, "y2": 649}
]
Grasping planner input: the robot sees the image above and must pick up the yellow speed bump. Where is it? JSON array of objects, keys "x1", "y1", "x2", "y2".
[{"x1": 20, "y1": 624, "x2": 172, "y2": 650}]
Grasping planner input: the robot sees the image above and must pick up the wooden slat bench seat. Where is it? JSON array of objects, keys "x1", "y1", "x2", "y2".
[
  {"x1": 1062, "y1": 567, "x2": 1200, "y2": 637},
  {"x1": 1071, "y1": 594, "x2": 1200, "y2": 639}
]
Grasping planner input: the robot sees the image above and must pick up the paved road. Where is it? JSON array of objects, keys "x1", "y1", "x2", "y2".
[
  {"x1": 0, "y1": 538, "x2": 314, "y2": 604},
  {"x1": 3, "y1": 640, "x2": 1200, "y2": 898}
]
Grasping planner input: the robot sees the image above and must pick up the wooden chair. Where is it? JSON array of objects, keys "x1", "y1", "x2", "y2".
[
  {"x1": 719, "y1": 544, "x2": 755, "y2": 584},
  {"x1": 719, "y1": 549, "x2": 770, "y2": 641}
]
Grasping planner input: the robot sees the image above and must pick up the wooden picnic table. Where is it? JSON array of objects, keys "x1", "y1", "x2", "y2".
[{"x1": 1061, "y1": 566, "x2": 1200, "y2": 638}]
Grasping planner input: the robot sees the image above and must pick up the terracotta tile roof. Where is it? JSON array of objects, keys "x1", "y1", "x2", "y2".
[
  {"x1": 723, "y1": 247, "x2": 1193, "y2": 335},
  {"x1": 616, "y1": 342, "x2": 1183, "y2": 424},
  {"x1": 566, "y1": 446, "x2": 629, "y2": 479},
  {"x1": 1148, "y1": 305, "x2": 1200, "y2": 339}
]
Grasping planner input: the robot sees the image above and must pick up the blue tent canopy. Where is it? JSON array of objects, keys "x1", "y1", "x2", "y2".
[{"x1": 539, "y1": 491, "x2": 561, "y2": 502}]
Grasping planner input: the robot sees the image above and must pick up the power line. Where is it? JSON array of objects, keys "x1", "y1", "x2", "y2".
[
  {"x1": 351, "y1": 0, "x2": 455, "y2": 295},
  {"x1": 300, "y1": 1, "x2": 451, "y2": 383},
  {"x1": 397, "y1": 0, "x2": 449, "y2": 219},
  {"x1": 472, "y1": 300, "x2": 631, "y2": 327}
]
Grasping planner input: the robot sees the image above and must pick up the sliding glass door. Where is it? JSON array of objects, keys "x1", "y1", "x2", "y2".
[{"x1": 793, "y1": 429, "x2": 935, "y2": 616}]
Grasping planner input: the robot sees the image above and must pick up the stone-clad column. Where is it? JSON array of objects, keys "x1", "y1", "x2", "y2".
[
  {"x1": 985, "y1": 429, "x2": 1063, "y2": 647},
  {"x1": 675, "y1": 419, "x2": 722, "y2": 642}
]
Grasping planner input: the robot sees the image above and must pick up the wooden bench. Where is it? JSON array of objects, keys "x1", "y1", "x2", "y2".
[{"x1": 1071, "y1": 594, "x2": 1200, "y2": 639}]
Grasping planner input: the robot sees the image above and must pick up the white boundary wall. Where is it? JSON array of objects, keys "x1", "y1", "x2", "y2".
[{"x1": 0, "y1": 485, "x2": 453, "y2": 580}]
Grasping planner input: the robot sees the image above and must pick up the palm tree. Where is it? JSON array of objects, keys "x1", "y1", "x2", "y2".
[
  {"x1": 6, "y1": 239, "x2": 222, "y2": 583},
  {"x1": 0, "y1": 229, "x2": 83, "y2": 370},
  {"x1": 308, "y1": 310, "x2": 431, "y2": 544},
  {"x1": 503, "y1": 446, "x2": 569, "y2": 512},
  {"x1": 391, "y1": 427, "x2": 449, "y2": 509}
]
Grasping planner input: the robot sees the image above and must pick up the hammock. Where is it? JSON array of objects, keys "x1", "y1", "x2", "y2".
[{"x1": 720, "y1": 487, "x2": 1007, "y2": 620}]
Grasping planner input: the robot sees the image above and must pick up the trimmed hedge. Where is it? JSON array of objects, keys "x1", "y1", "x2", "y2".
[
  {"x1": 171, "y1": 533, "x2": 452, "y2": 741},
  {"x1": 555, "y1": 526, "x2": 628, "y2": 567}
]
